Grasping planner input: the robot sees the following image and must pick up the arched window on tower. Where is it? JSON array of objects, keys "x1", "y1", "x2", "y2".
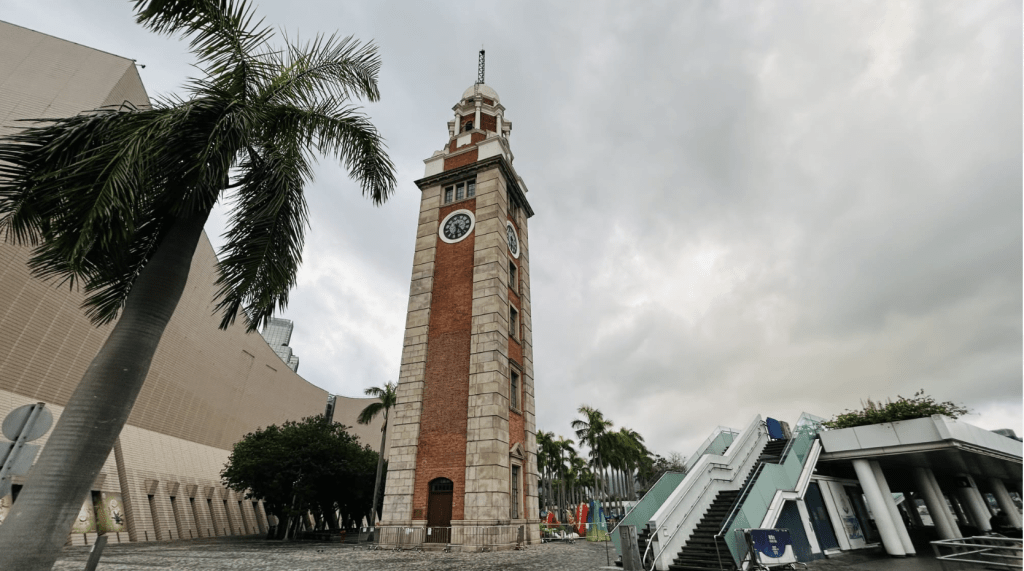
[{"x1": 463, "y1": 120, "x2": 473, "y2": 132}]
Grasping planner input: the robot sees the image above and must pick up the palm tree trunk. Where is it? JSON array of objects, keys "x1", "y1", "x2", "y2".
[
  {"x1": 369, "y1": 416, "x2": 387, "y2": 526},
  {"x1": 0, "y1": 213, "x2": 208, "y2": 571}
]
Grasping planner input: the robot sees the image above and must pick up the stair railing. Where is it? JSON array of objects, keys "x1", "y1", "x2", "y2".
[
  {"x1": 714, "y1": 434, "x2": 796, "y2": 560},
  {"x1": 713, "y1": 459, "x2": 768, "y2": 568},
  {"x1": 683, "y1": 426, "x2": 740, "y2": 473},
  {"x1": 646, "y1": 417, "x2": 767, "y2": 571}
]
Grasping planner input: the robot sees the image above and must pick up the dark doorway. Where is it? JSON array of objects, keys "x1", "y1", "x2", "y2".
[
  {"x1": 426, "y1": 478, "x2": 453, "y2": 543},
  {"x1": 805, "y1": 483, "x2": 840, "y2": 550}
]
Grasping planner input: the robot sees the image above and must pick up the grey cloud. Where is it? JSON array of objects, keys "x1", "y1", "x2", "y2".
[{"x1": 5, "y1": 0, "x2": 1020, "y2": 455}]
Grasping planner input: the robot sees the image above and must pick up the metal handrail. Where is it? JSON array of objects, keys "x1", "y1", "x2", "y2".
[
  {"x1": 652, "y1": 420, "x2": 762, "y2": 537},
  {"x1": 684, "y1": 426, "x2": 740, "y2": 473},
  {"x1": 931, "y1": 535, "x2": 1023, "y2": 570},
  {"x1": 641, "y1": 528, "x2": 657, "y2": 568},
  {"x1": 646, "y1": 469, "x2": 734, "y2": 571},
  {"x1": 715, "y1": 462, "x2": 767, "y2": 538},
  {"x1": 647, "y1": 424, "x2": 766, "y2": 571}
]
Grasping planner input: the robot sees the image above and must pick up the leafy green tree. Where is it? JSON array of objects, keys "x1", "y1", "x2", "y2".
[
  {"x1": 221, "y1": 415, "x2": 382, "y2": 538},
  {"x1": 637, "y1": 452, "x2": 687, "y2": 493},
  {"x1": 0, "y1": 1, "x2": 394, "y2": 566},
  {"x1": 822, "y1": 390, "x2": 970, "y2": 429},
  {"x1": 357, "y1": 381, "x2": 396, "y2": 525}
]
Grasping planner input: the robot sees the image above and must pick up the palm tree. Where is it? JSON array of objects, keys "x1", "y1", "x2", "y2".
[
  {"x1": 0, "y1": 2, "x2": 395, "y2": 568},
  {"x1": 357, "y1": 381, "x2": 396, "y2": 526},
  {"x1": 617, "y1": 427, "x2": 648, "y2": 501},
  {"x1": 554, "y1": 435, "x2": 575, "y2": 520},
  {"x1": 571, "y1": 405, "x2": 613, "y2": 503},
  {"x1": 535, "y1": 430, "x2": 554, "y2": 514}
]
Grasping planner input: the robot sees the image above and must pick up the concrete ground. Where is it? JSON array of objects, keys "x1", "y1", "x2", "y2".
[
  {"x1": 54, "y1": 536, "x2": 614, "y2": 570},
  {"x1": 52, "y1": 536, "x2": 1013, "y2": 570}
]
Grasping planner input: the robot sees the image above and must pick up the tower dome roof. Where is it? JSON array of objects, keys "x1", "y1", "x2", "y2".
[{"x1": 462, "y1": 83, "x2": 499, "y2": 103}]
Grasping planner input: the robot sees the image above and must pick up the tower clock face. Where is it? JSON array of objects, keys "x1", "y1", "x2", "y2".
[
  {"x1": 506, "y1": 221, "x2": 520, "y2": 259},
  {"x1": 439, "y1": 209, "x2": 476, "y2": 244}
]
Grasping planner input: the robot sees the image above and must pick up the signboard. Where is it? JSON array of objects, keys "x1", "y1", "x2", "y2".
[{"x1": 748, "y1": 529, "x2": 797, "y2": 565}]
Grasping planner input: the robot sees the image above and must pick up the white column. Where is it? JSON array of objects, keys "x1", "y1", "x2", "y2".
[
  {"x1": 926, "y1": 470, "x2": 963, "y2": 538},
  {"x1": 914, "y1": 468, "x2": 957, "y2": 539},
  {"x1": 474, "y1": 102, "x2": 481, "y2": 130},
  {"x1": 961, "y1": 478, "x2": 992, "y2": 532},
  {"x1": 990, "y1": 478, "x2": 1023, "y2": 529},
  {"x1": 870, "y1": 462, "x2": 915, "y2": 555},
  {"x1": 852, "y1": 459, "x2": 905, "y2": 556},
  {"x1": 496, "y1": 114, "x2": 502, "y2": 136}
]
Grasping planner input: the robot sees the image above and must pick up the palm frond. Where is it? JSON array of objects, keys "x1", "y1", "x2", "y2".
[
  {"x1": 259, "y1": 33, "x2": 383, "y2": 106},
  {"x1": 259, "y1": 103, "x2": 396, "y2": 205},
  {"x1": 135, "y1": 0, "x2": 274, "y2": 79},
  {"x1": 0, "y1": 107, "x2": 195, "y2": 324},
  {"x1": 357, "y1": 402, "x2": 384, "y2": 425},
  {"x1": 212, "y1": 138, "x2": 311, "y2": 332}
]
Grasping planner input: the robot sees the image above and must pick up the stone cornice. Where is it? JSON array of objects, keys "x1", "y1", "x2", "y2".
[{"x1": 415, "y1": 154, "x2": 535, "y2": 218}]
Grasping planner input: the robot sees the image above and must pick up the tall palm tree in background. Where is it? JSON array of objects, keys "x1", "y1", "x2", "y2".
[
  {"x1": 0, "y1": 1, "x2": 395, "y2": 567},
  {"x1": 617, "y1": 427, "x2": 648, "y2": 501},
  {"x1": 536, "y1": 430, "x2": 559, "y2": 515},
  {"x1": 572, "y1": 405, "x2": 613, "y2": 503},
  {"x1": 358, "y1": 381, "x2": 396, "y2": 525},
  {"x1": 554, "y1": 435, "x2": 574, "y2": 519}
]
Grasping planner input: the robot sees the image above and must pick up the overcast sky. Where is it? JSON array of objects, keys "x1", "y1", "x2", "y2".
[{"x1": 3, "y1": 0, "x2": 1020, "y2": 458}]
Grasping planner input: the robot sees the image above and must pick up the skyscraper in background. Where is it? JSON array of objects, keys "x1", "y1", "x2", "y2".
[{"x1": 260, "y1": 317, "x2": 300, "y2": 373}]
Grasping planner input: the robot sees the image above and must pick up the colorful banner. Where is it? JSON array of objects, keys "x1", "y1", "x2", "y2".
[
  {"x1": 71, "y1": 498, "x2": 96, "y2": 534},
  {"x1": 575, "y1": 502, "x2": 588, "y2": 535},
  {"x1": 94, "y1": 492, "x2": 126, "y2": 533},
  {"x1": 0, "y1": 495, "x2": 10, "y2": 527}
]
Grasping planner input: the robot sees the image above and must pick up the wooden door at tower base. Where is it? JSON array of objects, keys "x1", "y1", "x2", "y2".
[{"x1": 427, "y1": 478, "x2": 453, "y2": 543}]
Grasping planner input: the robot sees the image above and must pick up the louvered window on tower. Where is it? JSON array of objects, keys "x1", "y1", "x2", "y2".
[
  {"x1": 510, "y1": 465, "x2": 521, "y2": 519},
  {"x1": 510, "y1": 369, "x2": 519, "y2": 410}
]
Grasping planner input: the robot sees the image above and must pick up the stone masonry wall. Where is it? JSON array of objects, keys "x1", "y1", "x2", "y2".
[{"x1": 380, "y1": 183, "x2": 441, "y2": 524}]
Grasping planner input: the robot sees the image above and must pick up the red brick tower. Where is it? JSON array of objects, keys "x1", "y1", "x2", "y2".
[{"x1": 379, "y1": 55, "x2": 539, "y2": 549}]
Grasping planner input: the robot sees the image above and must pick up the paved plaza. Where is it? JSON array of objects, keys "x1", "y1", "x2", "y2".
[
  {"x1": 54, "y1": 537, "x2": 615, "y2": 571},
  {"x1": 52, "y1": 536, "x2": 963, "y2": 571}
]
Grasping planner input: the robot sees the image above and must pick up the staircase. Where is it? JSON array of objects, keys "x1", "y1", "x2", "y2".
[{"x1": 666, "y1": 440, "x2": 789, "y2": 571}]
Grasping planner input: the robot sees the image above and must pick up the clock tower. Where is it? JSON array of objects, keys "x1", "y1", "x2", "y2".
[{"x1": 379, "y1": 53, "x2": 539, "y2": 549}]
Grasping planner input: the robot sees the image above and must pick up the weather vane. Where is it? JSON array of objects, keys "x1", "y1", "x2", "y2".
[{"x1": 476, "y1": 48, "x2": 485, "y2": 85}]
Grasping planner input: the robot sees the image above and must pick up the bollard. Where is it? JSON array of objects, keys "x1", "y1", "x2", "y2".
[{"x1": 84, "y1": 534, "x2": 108, "y2": 571}]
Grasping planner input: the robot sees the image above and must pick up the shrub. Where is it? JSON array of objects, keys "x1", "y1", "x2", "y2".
[{"x1": 822, "y1": 390, "x2": 969, "y2": 429}]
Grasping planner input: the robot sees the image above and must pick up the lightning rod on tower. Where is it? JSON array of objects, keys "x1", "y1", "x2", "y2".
[{"x1": 476, "y1": 49, "x2": 485, "y2": 84}]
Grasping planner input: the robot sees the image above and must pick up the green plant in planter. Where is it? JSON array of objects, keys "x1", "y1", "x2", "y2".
[{"x1": 822, "y1": 390, "x2": 969, "y2": 429}]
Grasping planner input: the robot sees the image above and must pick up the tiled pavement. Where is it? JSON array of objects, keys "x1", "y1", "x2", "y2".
[{"x1": 54, "y1": 537, "x2": 617, "y2": 570}]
